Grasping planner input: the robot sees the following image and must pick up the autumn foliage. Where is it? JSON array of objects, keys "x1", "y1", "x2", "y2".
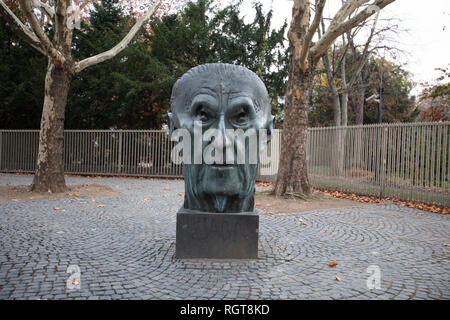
[{"x1": 255, "y1": 181, "x2": 449, "y2": 215}]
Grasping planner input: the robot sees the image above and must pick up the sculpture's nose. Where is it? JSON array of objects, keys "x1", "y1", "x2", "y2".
[
  {"x1": 217, "y1": 115, "x2": 232, "y2": 149},
  {"x1": 209, "y1": 115, "x2": 233, "y2": 164}
]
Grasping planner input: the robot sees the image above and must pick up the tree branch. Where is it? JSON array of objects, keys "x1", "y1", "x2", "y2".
[
  {"x1": 18, "y1": 0, "x2": 65, "y2": 65},
  {"x1": 74, "y1": 0, "x2": 162, "y2": 73},
  {"x1": 0, "y1": 0, "x2": 46, "y2": 54},
  {"x1": 311, "y1": 0, "x2": 395, "y2": 60},
  {"x1": 330, "y1": 0, "x2": 368, "y2": 27},
  {"x1": 346, "y1": 10, "x2": 379, "y2": 89},
  {"x1": 299, "y1": 0, "x2": 326, "y2": 70},
  {"x1": 32, "y1": 0, "x2": 54, "y2": 17}
]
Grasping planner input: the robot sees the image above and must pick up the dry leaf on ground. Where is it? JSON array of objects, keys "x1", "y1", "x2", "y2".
[{"x1": 328, "y1": 261, "x2": 338, "y2": 267}]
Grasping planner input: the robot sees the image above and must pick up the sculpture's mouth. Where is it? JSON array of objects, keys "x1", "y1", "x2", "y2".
[{"x1": 210, "y1": 164, "x2": 235, "y2": 169}]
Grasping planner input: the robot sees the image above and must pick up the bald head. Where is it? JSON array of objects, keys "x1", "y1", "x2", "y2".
[{"x1": 170, "y1": 63, "x2": 272, "y2": 131}]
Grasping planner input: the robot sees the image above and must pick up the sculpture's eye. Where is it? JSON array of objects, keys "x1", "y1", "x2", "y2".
[
  {"x1": 194, "y1": 105, "x2": 213, "y2": 124},
  {"x1": 199, "y1": 110, "x2": 209, "y2": 122},
  {"x1": 235, "y1": 112, "x2": 248, "y2": 125},
  {"x1": 231, "y1": 107, "x2": 250, "y2": 127}
]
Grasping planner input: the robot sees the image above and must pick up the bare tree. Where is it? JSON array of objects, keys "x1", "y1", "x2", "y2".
[
  {"x1": 322, "y1": 9, "x2": 404, "y2": 126},
  {"x1": 320, "y1": 9, "x2": 379, "y2": 176},
  {"x1": 273, "y1": 0, "x2": 396, "y2": 197},
  {"x1": 0, "y1": 0, "x2": 164, "y2": 192}
]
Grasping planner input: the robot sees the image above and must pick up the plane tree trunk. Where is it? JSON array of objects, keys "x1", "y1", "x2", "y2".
[
  {"x1": 31, "y1": 61, "x2": 71, "y2": 192},
  {"x1": 274, "y1": 63, "x2": 315, "y2": 196}
]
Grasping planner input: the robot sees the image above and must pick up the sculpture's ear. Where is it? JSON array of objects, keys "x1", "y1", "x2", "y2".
[
  {"x1": 168, "y1": 112, "x2": 175, "y2": 135},
  {"x1": 266, "y1": 115, "x2": 274, "y2": 142}
]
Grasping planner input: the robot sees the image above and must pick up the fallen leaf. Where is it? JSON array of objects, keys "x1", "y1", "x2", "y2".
[
  {"x1": 71, "y1": 280, "x2": 80, "y2": 286},
  {"x1": 298, "y1": 218, "x2": 308, "y2": 225},
  {"x1": 177, "y1": 193, "x2": 184, "y2": 196},
  {"x1": 97, "y1": 204, "x2": 104, "y2": 208},
  {"x1": 444, "y1": 244, "x2": 450, "y2": 247},
  {"x1": 90, "y1": 199, "x2": 96, "y2": 202},
  {"x1": 56, "y1": 231, "x2": 64, "y2": 234},
  {"x1": 162, "y1": 194, "x2": 167, "y2": 198},
  {"x1": 53, "y1": 207, "x2": 60, "y2": 211},
  {"x1": 335, "y1": 275, "x2": 342, "y2": 281},
  {"x1": 328, "y1": 261, "x2": 338, "y2": 267}
]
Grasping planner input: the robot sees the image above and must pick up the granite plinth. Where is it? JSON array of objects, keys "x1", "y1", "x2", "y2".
[{"x1": 175, "y1": 208, "x2": 259, "y2": 259}]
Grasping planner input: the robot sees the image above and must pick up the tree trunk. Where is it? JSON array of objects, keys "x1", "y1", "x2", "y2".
[
  {"x1": 31, "y1": 60, "x2": 71, "y2": 193},
  {"x1": 338, "y1": 60, "x2": 349, "y2": 177},
  {"x1": 322, "y1": 52, "x2": 341, "y2": 126},
  {"x1": 336, "y1": 89, "x2": 348, "y2": 177},
  {"x1": 273, "y1": 64, "x2": 314, "y2": 197},
  {"x1": 355, "y1": 73, "x2": 365, "y2": 125},
  {"x1": 273, "y1": 0, "x2": 315, "y2": 197}
]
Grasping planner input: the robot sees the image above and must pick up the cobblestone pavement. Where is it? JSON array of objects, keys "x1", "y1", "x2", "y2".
[{"x1": 0, "y1": 173, "x2": 449, "y2": 300}]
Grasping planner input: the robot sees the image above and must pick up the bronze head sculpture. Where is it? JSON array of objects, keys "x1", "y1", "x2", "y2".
[{"x1": 169, "y1": 63, "x2": 274, "y2": 213}]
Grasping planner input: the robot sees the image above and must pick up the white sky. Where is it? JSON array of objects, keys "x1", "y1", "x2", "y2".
[{"x1": 235, "y1": 0, "x2": 450, "y2": 95}]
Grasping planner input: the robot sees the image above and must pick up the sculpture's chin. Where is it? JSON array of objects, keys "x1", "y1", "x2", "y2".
[
  {"x1": 202, "y1": 165, "x2": 241, "y2": 196},
  {"x1": 183, "y1": 163, "x2": 258, "y2": 212}
]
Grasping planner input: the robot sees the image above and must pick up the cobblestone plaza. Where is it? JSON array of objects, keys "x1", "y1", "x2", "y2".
[{"x1": 0, "y1": 174, "x2": 448, "y2": 300}]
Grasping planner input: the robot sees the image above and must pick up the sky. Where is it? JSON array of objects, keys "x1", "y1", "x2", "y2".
[{"x1": 235, "y1": 0, "x2": 450, "y2": 96}]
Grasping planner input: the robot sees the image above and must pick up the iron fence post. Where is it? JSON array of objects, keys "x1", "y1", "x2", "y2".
[{"x1": 118, "y1": 131, "x2": 122, "y2": 174}]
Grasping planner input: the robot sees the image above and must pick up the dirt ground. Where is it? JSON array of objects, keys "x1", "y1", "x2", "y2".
[
  {"x1": 254, "y1": 190, "x2": 369, "y2": 214},
  {"x1": 0, "y1": 184, "x2": 124, "y2": 203},
  {"x1": 0, "y1": 182, "x2": 367, "y2": 213}
]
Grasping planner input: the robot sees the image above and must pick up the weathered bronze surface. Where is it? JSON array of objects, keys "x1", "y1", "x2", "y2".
[{"x1": 169, "y1": 63, "x2": 273, "y2": 213}]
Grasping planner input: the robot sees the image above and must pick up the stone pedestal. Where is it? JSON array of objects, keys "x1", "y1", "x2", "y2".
[{"x1": 175, "y1": 208, "x2": 259, "y2": 259}]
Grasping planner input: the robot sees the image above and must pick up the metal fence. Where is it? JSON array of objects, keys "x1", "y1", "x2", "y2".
[
  {"x1": 0, "y1": 121, "x2": 449, "y2": 206},
  {"x1": 0, "y1": 130, "x2": 182, "y2": 178},
  {"x1": 307, "y1": 122, "x2": 449, "y2": 206}
]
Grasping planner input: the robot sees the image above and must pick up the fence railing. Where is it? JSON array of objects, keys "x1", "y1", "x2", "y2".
[
  {"x1": 0, "y1": 130, "x2": 183, "y2": 178},
  {"x1": 1, "y1": 121, "x2": 449, "y2": 206},
  {"x1": 306, "y1": 122, "x2": 449, "y2": 206}
]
